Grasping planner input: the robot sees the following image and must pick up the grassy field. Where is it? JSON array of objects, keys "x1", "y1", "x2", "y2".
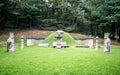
[{"x1": 0, "y1": 44, "x2": 120, "y2": 75}]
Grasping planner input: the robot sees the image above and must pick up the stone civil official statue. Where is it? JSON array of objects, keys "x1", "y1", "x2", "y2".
[
  {"x1": 7, "y1": 36, "x2": 14, "y2": 52},
  {"x1": 104, "y1": 37, "x2": 111, "y2": 52}
]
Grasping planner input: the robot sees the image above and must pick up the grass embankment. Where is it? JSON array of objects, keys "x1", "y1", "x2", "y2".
[
  {"x1": 0, "y1": 44, "x2": 120, "y2": 75},
  {"x1": 43, "y1": 32, "x2": 82, "y2": 46}
]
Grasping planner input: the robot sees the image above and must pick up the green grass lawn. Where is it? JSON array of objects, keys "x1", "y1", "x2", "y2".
[{"x1": 0, "y1": 44, "x2": 120, "y2": 75}]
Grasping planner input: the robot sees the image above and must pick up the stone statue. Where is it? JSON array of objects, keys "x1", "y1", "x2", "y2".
[
  {"x1": 7, "y1": 36, "x2": 14, "y2": 52},
  {"x1": 104, "y1": 33, "x2": 111, "y2": 52}
]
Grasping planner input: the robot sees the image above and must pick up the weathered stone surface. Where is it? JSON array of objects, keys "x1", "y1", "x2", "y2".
[
  {"x1": 53, "y1": 30, "x2": 67, "y2": 49},
  {"x1": 55, "y1": 30, "x2": 64, "y2": 49},
  {"x1": 88, "y1": 35, "x2": 94, "y2": 48},
  {"x1": 26, "y1": 34, "x2": 45, "y2": 46},
  {"x1": 88, "y1": 39, "x2": 93, "y2": 48},
  {"x1": 104, "y1": 38, "x2": 111, "y2": 52},
  {"x1": 27, "y1": 39, "x2": 34, "y2": 46},
  {"x1": 62, "y1": 42, "x2": 67, "y2": 47},
  {"x1": 104, "y1": 33, "x2": 111, "y2": 52},
  {"x1": 53, "y1": 42, "x2": 57, "y2": 48},
  {"x1": 21, "y1": 36, "x2": 24, "y2": 48},
  {"x1": 7, "y1": 36, "x2": 14, "y2": 52},
  {"x1": 38, "y1": 44, "x2": 49, "y2": 47},
  {"x1": 26, "y1": 34, "x2": 34, "y2": 46}
]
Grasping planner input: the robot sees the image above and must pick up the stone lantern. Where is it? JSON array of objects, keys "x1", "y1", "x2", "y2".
[{"x1": 55, "y1": 30, "x2": 64, "y2": 49}]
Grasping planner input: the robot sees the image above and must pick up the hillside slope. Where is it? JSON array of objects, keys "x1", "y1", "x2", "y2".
[{"x1": 43, "y1": 32, "x2": 80, "y2": 46}]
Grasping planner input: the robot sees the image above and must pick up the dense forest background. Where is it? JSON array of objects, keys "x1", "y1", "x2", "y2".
[{"x1": 0, "y1": 0, "x2": 120, "y2": 41}]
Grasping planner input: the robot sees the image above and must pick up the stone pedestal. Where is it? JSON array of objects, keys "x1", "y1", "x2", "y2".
[
  {"x1": 21, "y1": 36, "x2": 24, "y2": 48},
  {"x1": 62, "y1": 42, "x2": 67, "y2": 48},
  {"x1": 38, "y1": 44, "x2": 49, "y2": 47}
]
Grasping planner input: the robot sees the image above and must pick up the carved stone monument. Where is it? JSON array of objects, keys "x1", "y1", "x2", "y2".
[
  {"x1": 95, "y1": 36, "x2": 99, "y2": 50},
  {"x1": 21, "y1": 36, "x2": 24, "y2": 48},
  {"x1": 55, "y1": 30, "x2": 64, "y2": 49},
  {"x1": 7, "y1": 32, "x2": 14, "y2": 52},
  {"x1": 104, "y1": 33, "x2": 111, "y2": 52},
  {"x1": 52, "y1": 30, "x2": 67, "y2": 49}
]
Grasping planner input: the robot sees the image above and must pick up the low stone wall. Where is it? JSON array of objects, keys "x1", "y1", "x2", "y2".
[
  {"x1": 75, "y1": 39, "x2": 90, "y2": 45},
  {"x1": 75, "y1": 38, "x2": 94, "y2": 48},
  {"x1": 26, "y1": 34, "x2": 45, "y2": 46}
]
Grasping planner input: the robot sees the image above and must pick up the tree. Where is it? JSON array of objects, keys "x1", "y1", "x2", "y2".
[
  {"x1": 0, "y1": 0, "x2": 10, "y2": 29},
  {"x1": 99, "y1": 0, "x2": 120, "y2": 40}
]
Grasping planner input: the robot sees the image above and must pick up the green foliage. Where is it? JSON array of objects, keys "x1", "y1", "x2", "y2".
[
  {"x1": 0, "y1": 0, "x2": 120, "y2": 40},
  {"x1": 41, "y1": 19, "x2": 57, "y2": 23},
  {"x1": 43, "y1": 32, "x2": 79, "y2": 46},
  {"x1": 100, "y1": 0, "x2": 120, "y2": 25},
  {"x1": 98, "y1": 0, "x2": 120, "y2": 38},
  {"x1": 65, "y1": 25, "x2": 76, "y2": 32},
  {"x1": 70, "y1": 33, "x2": 88, "y2": 39}
]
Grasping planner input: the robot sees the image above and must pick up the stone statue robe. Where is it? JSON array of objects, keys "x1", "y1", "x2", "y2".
[
  {"x1": 104, "y1": 38, "x2": 111, "y2": 52},
  {"x1": 7, "y1": 37, "x2": 14, "y2": 52}
]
